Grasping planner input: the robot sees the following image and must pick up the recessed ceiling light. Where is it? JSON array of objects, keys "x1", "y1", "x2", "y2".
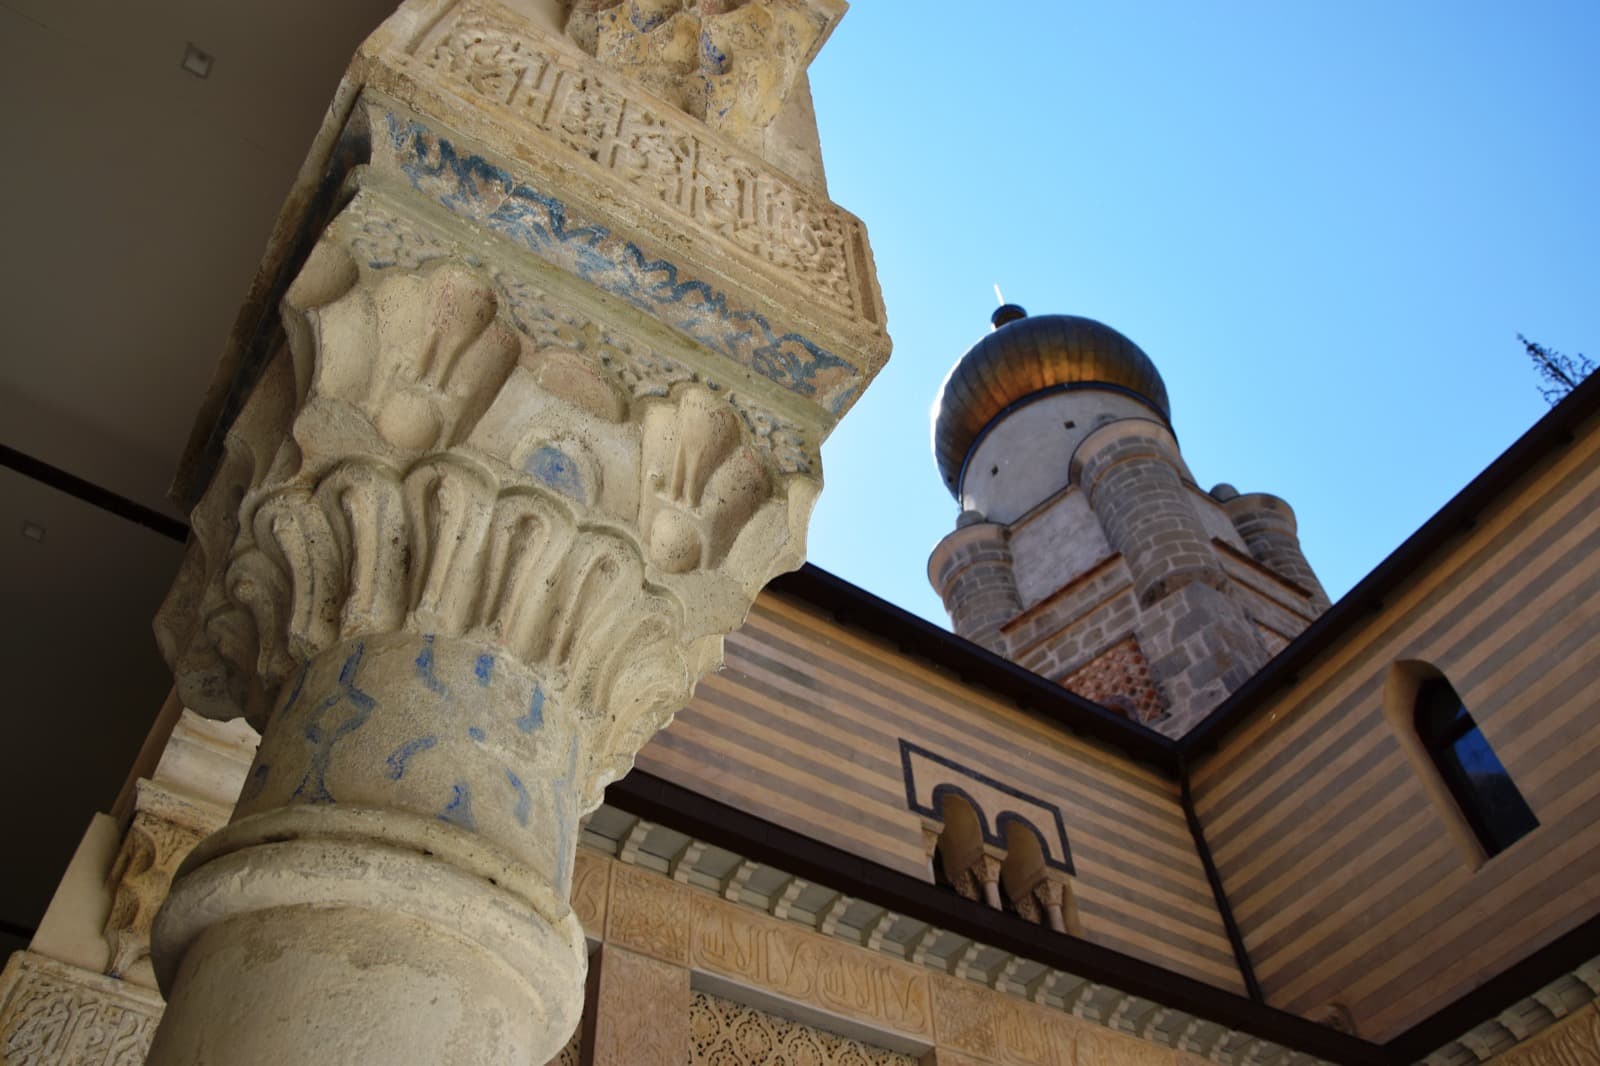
[
  {"x1": 21, "y1": 520, "x2": 45, "y2": 542},
  {"x1": 181, "y1": 43, "x2": 214, "y2": 79}
]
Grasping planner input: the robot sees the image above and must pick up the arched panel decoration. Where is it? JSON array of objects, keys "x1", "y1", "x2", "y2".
[
  {"x1": 899, "y1": 740, "x2": 1075, "y2": 874},
  {"x1": 1384, "y1": 660, "x2": 1539, "y2": 867},
  {"x1": 1413, "y1": 675, "x2": 1538, "y2": 858}
]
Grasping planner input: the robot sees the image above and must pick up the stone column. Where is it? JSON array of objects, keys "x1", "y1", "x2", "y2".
[{"x1": 144, "y1": 1, "x2": 889, "y2": 1061}]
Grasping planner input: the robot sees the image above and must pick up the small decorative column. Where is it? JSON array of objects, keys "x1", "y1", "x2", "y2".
[{"x1": 144, "y1": 0, "x2": 889, "y2": 1061}]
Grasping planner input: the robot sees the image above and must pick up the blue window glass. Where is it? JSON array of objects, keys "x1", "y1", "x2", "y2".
[{"x1": 1414, "y1": 677, "x2": 1538, "y2": 857}]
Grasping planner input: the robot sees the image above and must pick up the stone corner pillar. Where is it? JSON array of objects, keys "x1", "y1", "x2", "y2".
[{"x1": 145, "y1": 2, "x2": 890, "y2": 1063}]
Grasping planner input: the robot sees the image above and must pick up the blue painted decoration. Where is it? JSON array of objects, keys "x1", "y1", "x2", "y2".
[
  {"x1": 293, "y1": 644, "x2": 378, "y2": 804},
  {"x1": 505, "y1": 768, "x2": 531, "y2": 827},
  {"x1": 515, "y1": 687, "x2": 545, "y2": 734},
  {"x1": 525, "y1": 445, "x2": 586, "y2": 503},
  {"x1": 413, "y1": 635, "x2": 448, "y2": 696},
  {"x1": 474, "y1": 653, "x2": 495, "y2": 687},
  {"x1": 384, "y1": 115, "x2": 858, "y2": 414},
  {"x1": 439, "y1": 782, "x2": 477, "y2": 831},
  {"x1": 386, "y1": 735, "x2": 438, "y2": 780},
  {"x1": 468, "y1": 726, "x2": 486, "y2": 743}
]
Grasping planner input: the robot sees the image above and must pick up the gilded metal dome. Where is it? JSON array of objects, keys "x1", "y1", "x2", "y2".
[{"x1": 933, "y1": 308, "x2": 1170, "y2": 496}]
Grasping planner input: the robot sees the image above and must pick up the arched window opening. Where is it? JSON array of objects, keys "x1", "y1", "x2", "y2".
[
  {"x1": 999, "y1": 818, "x2": 1047, "y2": 924},
  {"x1": 1413, "y1": 676, "x2": 1538, "y2": 858},
  {"x1": 932, "y1": 791, "x2": 987, "y2": 903}
]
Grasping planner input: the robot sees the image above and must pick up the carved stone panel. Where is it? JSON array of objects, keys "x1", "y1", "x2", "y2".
[
  {"x1": 931, "y1": 975, "x2": 998, "y2": 1060},
  {"x1": 0, "y1": 952, "x2": 163, "y2": 1066},
  {"x1": 1077, "y1": 1024, "x2": 1179, "y2": 1066},
  {"x1": 386, "y1": 1, "x2": 877, "y2": 332},
  {"x1": 688, "y1": 892, "x2": 934, "y2": 1041},
  {"x1": 994, "y1": 996, "x2": 1077, "y2": 1066},
  {"x1": 688, "y1": 990, "x2": 918, "y2": 1064},
  {"x1": 606, "y1": 861, "x2": 691, "y2": 965},
  {"x1": 589, "y1": 945, "x2": 690, "y2": 1066}
]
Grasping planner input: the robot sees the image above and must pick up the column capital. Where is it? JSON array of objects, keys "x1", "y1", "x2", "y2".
[{"x1": 158, "y1": 197, "x2": 825, "y2": 807}]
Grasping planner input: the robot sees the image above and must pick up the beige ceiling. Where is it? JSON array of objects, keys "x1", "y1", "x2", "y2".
[{"x1": 0, "y1": 0, "x2": 396, "y2": 947}]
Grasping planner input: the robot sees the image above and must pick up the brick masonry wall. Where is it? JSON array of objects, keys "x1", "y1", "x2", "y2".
[{"x1": 1058, "y1": 636, "x2": 1169, "y2": 725}]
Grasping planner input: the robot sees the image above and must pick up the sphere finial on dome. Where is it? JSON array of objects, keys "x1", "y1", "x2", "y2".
[{"x1": 991, "y1": 304, "x2": 1028, "y2": 329}]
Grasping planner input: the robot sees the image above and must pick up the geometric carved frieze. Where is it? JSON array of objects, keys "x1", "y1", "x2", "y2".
[
  {"x1": 899, "y1": 741, "x2": 1075, "y2": 875},
  {"x1": 688, "y1": 989, "x2": 918, "y2": 1065},
  {"x1": 688, "y1": 891, "x2": 936, "y2": 1042},
  {"x1": 383, "y1": 0, "x2": 878, "y2": 336},
  {"x1": 606, "y1": 862, "x2": 691, "y2": 966},
  {"x1": 0, "y1": 952, "x2": 163, "y2": 1066},
  {"x1": 368, "y1": 105, "x2": 869, "y2": 419}
]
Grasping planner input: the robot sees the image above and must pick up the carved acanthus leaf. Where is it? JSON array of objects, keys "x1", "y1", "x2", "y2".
[{"x1": 160, "y1": 240, "x2": 815, "y2": 798}]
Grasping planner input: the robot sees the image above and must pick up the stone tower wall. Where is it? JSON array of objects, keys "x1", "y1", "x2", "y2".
[
  {"x1": 928, "y1": 519, "x2": 1023, "y2": 654},
  {"x1": 1218, "y1": 490, "x2": 1331, "y2": 611},
  {"x1": 1071, "y1": 421, "x2": 1227, "y2": 607}
]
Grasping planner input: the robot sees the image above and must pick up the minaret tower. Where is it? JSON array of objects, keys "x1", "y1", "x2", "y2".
[{"x1": 928, "y1": 306, "x2": 1328, "y2": 736}]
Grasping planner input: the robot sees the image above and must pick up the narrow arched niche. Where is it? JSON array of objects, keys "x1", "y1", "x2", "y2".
[
  {"x1": 931, "y1": 789, "x2": 988, "y2": 901},
  {"x1": 1383, "y1": 660, "x2": 1538, "y2": 870}
]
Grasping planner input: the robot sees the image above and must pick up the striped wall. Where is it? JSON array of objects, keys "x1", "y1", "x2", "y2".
[
  {"x1": 1191, "y1": 409, "x2": 1600, "y2": 1042},
  {"x1": 636, "y1": 592, "x2": 1244, "y2": 993}
]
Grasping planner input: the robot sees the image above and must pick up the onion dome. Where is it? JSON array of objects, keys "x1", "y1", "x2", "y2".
[{"x1": 932, "y1": 306, "x2": 1171, "y2": 496}]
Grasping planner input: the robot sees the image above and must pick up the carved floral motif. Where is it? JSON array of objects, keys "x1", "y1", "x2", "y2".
[
  {"x1": 395, "y1": 2, "x2": 870, "y2": 326},
  {"x1": 606, "y1": 862, "x2": 690, "y2": 965},
  {"x1": 158, "y1": 234, "x2": 818, "y2": 803},
  {"x1": 688, "y1": 990, "x2": 917, "y2": 1065}
]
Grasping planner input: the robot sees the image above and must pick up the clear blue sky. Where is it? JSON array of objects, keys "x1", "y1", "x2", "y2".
[{"x1": 801, "y1": 1, "x2": 1599, "y2": 627}]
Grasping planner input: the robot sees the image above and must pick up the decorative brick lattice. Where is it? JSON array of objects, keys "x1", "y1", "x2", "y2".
[
  {"x1": 688, "y1": 991, "x2": 916, "y2": 1065},
  {"x1": 1059, "y1": 636, "x2": 1168, "y2": 724}
]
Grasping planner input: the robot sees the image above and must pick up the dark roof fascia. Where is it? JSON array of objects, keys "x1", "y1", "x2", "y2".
[
  {"x1": 606, "y1": 769, "x2": 1391, "y2": 1066},
  {"x1": 765, "y1": 564, "x2": 1180, "y2": 776},
  {"x1": 1179, "y1": 369, "x2": 1600, "y2": 760}
]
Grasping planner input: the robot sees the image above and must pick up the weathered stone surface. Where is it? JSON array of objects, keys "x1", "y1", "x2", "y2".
[
  {"x1": 0, "y1": 952, "x2": 162, "y2": 1066},
  {"x1": 688, "y1": 892, "x2": 935, "y2": 1041},
  {"x1": 688, "y1": 989, "x2": 919, "y2": 1064},
  {"x1": 588, "y1": 945, "x2": 690, "y2": 1065},
  {"x1": 141, "y1": 0, "x2": 890, "y2": 1056}
]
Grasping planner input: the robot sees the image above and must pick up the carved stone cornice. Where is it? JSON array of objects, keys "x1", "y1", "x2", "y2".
[{"x1": 174, "y1": 0, "x2": 887, "y2": 506}]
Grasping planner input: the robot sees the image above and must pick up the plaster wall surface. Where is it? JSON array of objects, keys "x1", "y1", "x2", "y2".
[{"x1": 961, "y1": 392, "x2": 1158, "y2": 524}]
